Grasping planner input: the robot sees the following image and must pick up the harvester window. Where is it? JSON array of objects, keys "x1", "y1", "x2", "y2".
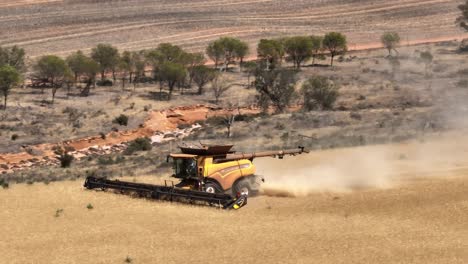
[{"x1": 173, "y1": 158, "x2": 197, "y2": 179}]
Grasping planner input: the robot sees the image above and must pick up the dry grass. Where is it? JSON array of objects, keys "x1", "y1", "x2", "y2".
[{"x1": 1, "y1": 134, "x2": 468, "y2": 263}]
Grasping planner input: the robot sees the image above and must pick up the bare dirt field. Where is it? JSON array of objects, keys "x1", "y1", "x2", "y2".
[
  {"x1": 0, "y1": 0, "x2": 465, "y2": 58},
  {"x1": 1, "y1": 133, "x2": 468, "y2": 264}
]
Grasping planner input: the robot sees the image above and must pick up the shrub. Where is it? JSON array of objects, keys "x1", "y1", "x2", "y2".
[
  {"x1": 0, "y1": 178, "x2": 8, "y2": 189},
  {"x1": 124, "y1": 137, "x2": 152, "y2": 155},
  {"x1": 96, "y1": 79, "x2": 113, "y2": 86},
  {"x1": 301, "y1": 76, "x2": 339, "y2": 111},
  {"x1": 55, "y1": 209, "x2": 64, "y2": 217},
  {"x1": 53, "y1": 146, "x2": 75, "y2": 168},
  {"x1": 10, "y1": 134, "x2": 18, "y2": 141},
  {"x1": 113, "y1": 114, "x2": 129, "y2": 126},
  {"x1": 59, "y1": 154, "x2": 74, "y2": 168},
  {"x1": 274, "y1": 122, "x2": 285, "y2": 130},
  {"x1": 87, "y1": 203, "x2": 94, "y2": 210},
  {"x1": 205, "y1": 116, "x2": 226, "y2": 127},
  {"x1": 97, "y1": 155, "x2": 125, "y2": 165},
  {"x1": 99, "y1": 132, "x2": 106, "y2": 139}
]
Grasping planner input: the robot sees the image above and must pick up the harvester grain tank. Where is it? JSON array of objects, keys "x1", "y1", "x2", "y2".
[{"x1": 84, "y1": 144, "x2": 307, "y2": 209}]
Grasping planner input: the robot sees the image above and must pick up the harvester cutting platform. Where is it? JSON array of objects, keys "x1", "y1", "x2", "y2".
[{"x1": 84, "y1": 144, "x2": 307, "y2": 209}]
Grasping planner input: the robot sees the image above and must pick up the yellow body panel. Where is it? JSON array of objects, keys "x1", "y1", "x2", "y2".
[{"x1": 200, "y1": 157, "x2": 255, "y2": 190}]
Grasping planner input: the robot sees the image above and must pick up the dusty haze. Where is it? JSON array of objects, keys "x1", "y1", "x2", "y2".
[{"x1": 257, "y1": 132, "x2": 468, "y2": 196}]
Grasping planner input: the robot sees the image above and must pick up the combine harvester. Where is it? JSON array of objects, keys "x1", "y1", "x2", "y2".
[{"x1": 84, "y1": 144, "x2": 307, "y2": 209}]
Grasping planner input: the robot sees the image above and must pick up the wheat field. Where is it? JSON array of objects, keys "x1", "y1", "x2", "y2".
[{"x1": 1, "y1": 133, "x2": 468, "y2": 264}]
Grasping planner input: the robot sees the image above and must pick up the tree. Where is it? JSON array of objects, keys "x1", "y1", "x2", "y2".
[
  {"x1": 283, "y1": 36, "x2": 313, "y2": 69},
  {"x1": 310, "y1": 35, "x2": 323, "y2": 65},
  {"x1": 0, "y1": 46, "x2": 26, "y2": 72},
  {"x1": 33, "y1": 55, "x2": 70, "y2": 103},
  {"x1": 257, "y1": 39, "x2": 284, "y2": 70},
  {"x1": 159, "y1": 62, "x2": 186, "y2": 100},
  {"x1": 118, "y1": 51, "x2": 132, "y2": 90},
  {"x1": 420, "y1": 51, "x2": 433, "y2": 77},
  {"x1": 186, "y1": 52, "x2": 206, "y2": 86},
  {"x1": 381, "y1": 32, "x2": 400, "y2": 56},
  {"x1": 91, "y1": 44, "x2": 119, "y2": 81},
  {"x1": 301, "y1": 76, "x2": 339, "y2": 111},
  {"x1": 206, "y1": 41, "x2": 224, "y2": 70},
  {"x1": 211, "y1": 76, "x2": 232, "y2": 104},
  {"x1": 66, "y1": 50, "x2": 88, "y2": 85},
  {"x1": 242, "y1": 61, "x2": 257, "y2": 88},
  {"x1": 0, "y1": 65, "x2": 20, "y2": 110},
  {"x1": 457, "y1": 1, "x2": 468, "y2": 30},
  {"x1": 155, "y1": 43, "x2": 186, "y2": 64},
  {"x1": 191, "y1": 65, "x2": 217, "y2": 95},
  {"x1": 254, "y1": 67, "x2": 297, "y2": 113},
  {"x1": 206, "y1": 37, "x2": 249, "y2": 71},
  {"x1": 79, "y1": 57, "x2": 100, "y2": 96},
  {"x1": 323, "y1": 32, "x2": 347, "y2": 66},
  {"x1": 236, "y1": 41, "x2": 249, "y2": 66},
  {"x1": 129, "y1": 50, "x2": 147, "y2": 83}
]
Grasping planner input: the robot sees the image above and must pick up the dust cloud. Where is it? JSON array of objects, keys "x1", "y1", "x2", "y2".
[
  {"x1": 254, "y1": 133, "x2": 468, "y2": 197},
  {"x1": 255, "y1": 147, "x2": 394, "y2": 197}
]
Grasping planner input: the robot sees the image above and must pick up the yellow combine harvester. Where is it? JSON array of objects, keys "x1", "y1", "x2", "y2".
[
  {"x1": 171, "y1": 144, "x2": 307, "y2": 196},
  {"x1": 85, "y1": 144, "x2": 307, "y2": 209}
]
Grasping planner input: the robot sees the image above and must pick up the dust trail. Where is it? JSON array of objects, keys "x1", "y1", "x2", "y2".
[
  {"x1": 255, "y1": 133, "x2": 468, "y2": 197},
  {"x1": 255, "y1": 147, "x2": 393, "y2": 197}
]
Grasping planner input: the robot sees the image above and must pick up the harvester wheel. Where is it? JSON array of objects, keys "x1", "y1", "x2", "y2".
[
  {"x1": 205, "y1": 182, "x2": 222, "y2": 194},
  {"x1": 233, "y1": 180, "x2": 252, "y2": 196}
]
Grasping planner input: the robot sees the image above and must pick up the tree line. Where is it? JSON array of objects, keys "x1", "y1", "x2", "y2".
[
  {"x1": 0, "y1": 32, "x2": 351, "y2": 110},
  {"x1": 0, "y1": 29, "x2": 437, "y2": 113}
]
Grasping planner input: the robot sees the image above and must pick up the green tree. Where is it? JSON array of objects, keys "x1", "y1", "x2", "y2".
[
  {"x1": 0, "y1": 46, "x2": 26, "y2": 72},
  {"x1": 33, "y1": 55, "x2": 71, "y2": 103},
  {"x1": 159, "y1": 62, "x2": 186, "y2": 100},
  {"x1": 131, "y1": 50, "x2": 147, "y2": 82},
  {"x1": 66, "y1": 50, "x2": 88, "y2": 84},
  {"x1": 118, "y1": 55, "x2": 131, "y2": 90},
  {"x1": 458, "y1": 1, "x2": 468, "y2": 30},
  {"x1": 206, "y1": 41, "x2": 224, "y2": 70},
  {"x1": 301, "y1": 76, "x2": 339, "y2": 111},
  {"x1": 254, "y1": 67, "x2": 297, "y2": 112},
  {"x1": 91, "y1": 44, "x2": 119, "y2": 81},
  {"x1": 284, "y1": 36, "x2": 313, "y2": 69},
  {"x1": 257, "y1": 39, "x2": 284, "y2": 70},
  {"x1": 381, "y1": 32, "x2": 400, "y2": 56},
  {"x1": 155, "y1": 43, "x2": 187, "y2": 64},
  {"x1": 242, "y1": 61, "x2": 257, "y2": 88},
  {"x1": 310, "y1": 35, "x2": 323, "y2": 65},
  {"x1": 0, "y1": 65, "x2": 20, "y2": 110},
  {"x1": 323, "y1": 32, "x2": 347, "y2": 66},
  {"x1": 79, "y1": 56, "x2": 100, "y2": 96},
  {"x1": 191, "y1": 65, "x2": 217, "y2": 95},
  {"x1": 206, "y1": 37, "x2": 249, "y2": 71}
]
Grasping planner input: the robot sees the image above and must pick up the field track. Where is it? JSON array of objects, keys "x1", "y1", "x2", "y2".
[{"x1": 0, "y1": 0, "x2": 464, "y2": 57}]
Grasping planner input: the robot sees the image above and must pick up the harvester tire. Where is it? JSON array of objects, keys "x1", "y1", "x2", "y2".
[
  {"x1": 205, "y1": 182, "x2": 222, "y2": 194},
  {"x1": 233, "y1": 180, "x2": 252, "y2": 197}
]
